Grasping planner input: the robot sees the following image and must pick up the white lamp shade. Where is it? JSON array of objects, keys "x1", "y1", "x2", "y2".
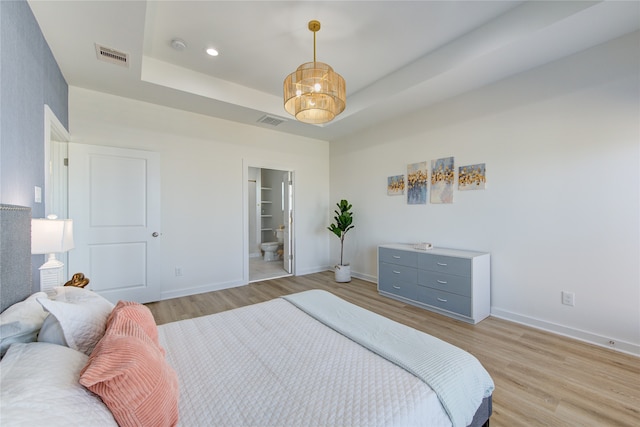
[{"x1": 31, "y1": 218, "x2": 74, "y2": 254}]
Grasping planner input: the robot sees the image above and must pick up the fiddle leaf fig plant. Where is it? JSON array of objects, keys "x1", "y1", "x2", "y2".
[{"x1": 328, "y1": 199, "x2": 354, "y2": 266}]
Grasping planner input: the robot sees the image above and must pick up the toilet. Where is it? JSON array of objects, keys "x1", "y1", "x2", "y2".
[
  {"x1": 260, "y1": 242, "x2": 280, "y2": 261},
  {"x1": 260, "y1": 228, "x2": 285, "y2": 261}
]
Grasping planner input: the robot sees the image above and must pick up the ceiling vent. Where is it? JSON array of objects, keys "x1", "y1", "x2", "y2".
[
  {"x1": 95, "y1": 44, "x2": 129, "y2": 67},
  {"x1": 257, "y1": 115, "x2": 286, "y2": 127}
]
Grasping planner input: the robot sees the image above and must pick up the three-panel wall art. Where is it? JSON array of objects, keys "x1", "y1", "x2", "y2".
[{"x1": 387, "y1": 157, "x2": 486, "y2": 204}]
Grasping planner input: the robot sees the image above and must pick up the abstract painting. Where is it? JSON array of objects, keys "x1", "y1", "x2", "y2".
[
  {"x1": 387, "y1": 175, "x2": 405, "y2": 196},
  {"x1": 459, "y1": 163, "x2": 486, "y2": 190},
  {"x1": 407, "y1": 162, "x2": 427, "y2": 204},
  {"x1": 430, "y1": 157, "x2": 454, "y2": 204}
]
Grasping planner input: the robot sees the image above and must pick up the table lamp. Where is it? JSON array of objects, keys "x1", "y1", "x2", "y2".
[{"x1": 31, "y1": 215, "x2": 74, "y2": 294}]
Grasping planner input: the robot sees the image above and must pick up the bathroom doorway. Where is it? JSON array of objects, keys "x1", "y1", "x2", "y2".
[{"x1": 247, "y1": 166, "x2": 293, "y2": 282}]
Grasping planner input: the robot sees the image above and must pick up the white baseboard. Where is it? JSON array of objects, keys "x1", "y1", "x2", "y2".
[
  {"x1": 161, "y1": 265, "x2": 331, "y2": 300},
  {"x1": 491, "y1": 307, "x2": 639, "y2": 357},
  {"x1": 362, "y1": 270, "x2": 637, "y2": 356},
  {"x1": 295, "y1": 265, "x2": 334, "y2": 276},
  {"x1": 352, "y1": 271, "x2": 376, "y2": 283},
  {"x1": 160, "y1": 279, "x2": 245, "y2": 301}
]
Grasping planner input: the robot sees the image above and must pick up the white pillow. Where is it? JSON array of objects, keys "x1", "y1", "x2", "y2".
[
  {"x1": 0, "y1": 342, "x2": 117, "y2": 426},
  {"x1": 0, "y1": 292, "x2": 49, "y2": 357},
  {"x1": 37, "y1": 286, "x2": 114, "y2": 355}
]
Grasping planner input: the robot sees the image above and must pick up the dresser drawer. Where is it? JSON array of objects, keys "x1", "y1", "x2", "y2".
[
  {"x1": 418, "y1": 270, "x2": 471, "y2": 297},
  {"x1": 416, "y1": 287, "x2": 471, "y2": 317},
  {"x1": 378, "y1": 279, "x2": 417, "y2": 301},
  {"x1": 379, "y1": 247, "x2": 418, "y2": 268},
  {"x1": 418, "y1": 253, "x2": 471, "y2": 277},
  {"x1": 379, "y1": 262, "x2": 417, "y2": 284}
]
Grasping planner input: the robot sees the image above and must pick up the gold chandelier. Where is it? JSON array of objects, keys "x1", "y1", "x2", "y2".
[{"x1": 284, "y1": 20, "x2": 346, "y2": 124}]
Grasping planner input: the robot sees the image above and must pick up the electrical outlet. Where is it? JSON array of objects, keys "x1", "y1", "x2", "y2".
[
  {"x1": 561, "y1": 291, "x2": 575, "y2": 306},
  {"x1": 175, "y1": 267, "x2": 183, "y2": 277}
]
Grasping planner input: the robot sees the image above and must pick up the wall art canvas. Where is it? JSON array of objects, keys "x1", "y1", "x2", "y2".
[
  {"x1": 459, "y1": 163, "x2": 486, "y2": 190},
  {"x1": 387, "y1": 175, "x2": 405, "y2": 196},
  {"x1": 407, "y1": 162, "x2": 428, "y2": 204},
  {"x1": 430, "y1": 157, "x2": 455, "y2": 204}
]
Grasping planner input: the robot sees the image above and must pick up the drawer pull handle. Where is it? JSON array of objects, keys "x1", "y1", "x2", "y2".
[
  {"x1": 393, "y1": 285, "x2": 401, "y2": 289},
  {"x1": 437, "y1": 297, "x2": 448, "y2": 303},
  {"x1": 437, "y1": 280, "x2": 448, "y2": 284},
  {"x1": 393, "y1": 255, "x2": 401, "y2": 259},
  {"x1": 437, "y1": 262, "x2": 448, "y2": 266},
  {"x1": 392, "y1": 270, "x2": 401, "y2": 274}
]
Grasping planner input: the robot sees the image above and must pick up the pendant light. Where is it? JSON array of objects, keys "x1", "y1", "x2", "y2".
[{"x1": 283, "y1": 20, "x2": 346, "y2": 124}]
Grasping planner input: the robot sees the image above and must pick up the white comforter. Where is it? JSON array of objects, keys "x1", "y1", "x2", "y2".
[
  {"x1": 158, "y1": 296, "x2": 452, "y2": 427},
  {"x1": 284, "y1": 290, "x2": 494, "y2": 427}
]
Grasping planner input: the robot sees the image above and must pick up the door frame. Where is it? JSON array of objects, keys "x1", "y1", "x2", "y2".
[
  {"x1": 43, "y1": 105, "x2": 71, "y2": 282},
  {"x1": 44, "y1": 104, "x2": 71, "y2": 218},
  {"x1": 242, "y1": 159, "x2": 295, "y2": 283}
]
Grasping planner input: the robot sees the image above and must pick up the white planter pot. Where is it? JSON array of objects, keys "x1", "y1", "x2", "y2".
[{"x1": 334, "y1": 264, "x2": 351, "y2": 282}]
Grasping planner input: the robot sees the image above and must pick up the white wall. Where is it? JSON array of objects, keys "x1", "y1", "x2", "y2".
[
  {"x1": 69, "y1": 87, "x2": 330, "y2": 298},
  {"x1": 330, "y1": 33, "x2": 640, "y2": 355}
]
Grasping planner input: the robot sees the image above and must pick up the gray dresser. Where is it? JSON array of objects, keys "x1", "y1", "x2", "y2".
[{"x1": 378, "y1": 244, "x2": 491, "y2": 324}]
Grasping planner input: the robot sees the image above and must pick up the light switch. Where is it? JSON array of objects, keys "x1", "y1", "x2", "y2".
[{"x1": 34, "y1": 186, "x2": 42, "y2": 203}]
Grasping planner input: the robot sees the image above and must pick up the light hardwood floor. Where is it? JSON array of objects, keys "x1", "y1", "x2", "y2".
[{"x1": 146, "y1": 272, "x2": 640, "y2": 427}]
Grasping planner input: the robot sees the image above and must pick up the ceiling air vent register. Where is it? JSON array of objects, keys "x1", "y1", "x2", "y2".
[
  {"x1": 95, "y1": 44, "x2": 129, "y2": 67},
  {"x1": 257, "y1": 115, "x2": 286, "y2": 127}
]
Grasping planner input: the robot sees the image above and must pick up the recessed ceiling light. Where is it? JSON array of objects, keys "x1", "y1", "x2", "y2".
[{"x1": 206, "y1": 47, "x2": 219, "y2": 57}]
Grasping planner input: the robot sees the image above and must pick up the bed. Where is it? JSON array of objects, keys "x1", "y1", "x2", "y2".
[{"x1": 0, "y1": 204, "x2": 494, "y2": 427}]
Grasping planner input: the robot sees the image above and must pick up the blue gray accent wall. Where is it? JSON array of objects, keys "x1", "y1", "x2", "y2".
[
  {"x1": 0, "y1": 0, "x2": 68, "y2": 213},
  {"x1": 0, "y1": 0, "x2": 68, "y2": 292}
]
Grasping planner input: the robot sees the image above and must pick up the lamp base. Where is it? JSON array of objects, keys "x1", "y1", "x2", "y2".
[{"x1": 39, "y1": 256, "x2": 64, "y2": 295}]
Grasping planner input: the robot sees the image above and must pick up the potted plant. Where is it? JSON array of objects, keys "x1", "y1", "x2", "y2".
[{"x1": 327, "y1": 199, "x2": 354, "y2": 282}]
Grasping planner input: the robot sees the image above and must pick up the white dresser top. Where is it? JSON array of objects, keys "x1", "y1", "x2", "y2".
[{"x1": 378, "y1": 243, "x2": 489, "y2": 258}]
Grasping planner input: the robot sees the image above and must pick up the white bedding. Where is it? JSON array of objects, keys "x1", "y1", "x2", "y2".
[
  {"x1": 158, "y1": 297, "x2": 453, "y2": 427},
  {"x1": 284, "y1": 290, "x2": 494, "y2": 427},
  {"x1": 0, "y1": 342, "x2": 118, "y2": 426}
]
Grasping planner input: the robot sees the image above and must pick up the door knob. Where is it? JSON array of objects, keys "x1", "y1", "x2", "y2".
[{"x1": 152, "y1": 232, "x2": 159, "y2": 237}]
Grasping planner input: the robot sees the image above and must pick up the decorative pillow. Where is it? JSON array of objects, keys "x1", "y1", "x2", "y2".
[
  {"x1": 37, "y1": 286, "x2": 114, "y2": 355},
  {"x1": 106, "y1": 300, "x2": 160, "y2": 347},
  {"x1": 0, "y1": 342, "x2": 117, "y2": 426},
  {"x1": 0, "y1": 292, "x2": 49, "y2": 357},
  {"x1": 38, "y1": 312, "x2": 69, "y2": 346},
  {"x1": 80, "y1": 301, "x2": 179, "y2": 427}
]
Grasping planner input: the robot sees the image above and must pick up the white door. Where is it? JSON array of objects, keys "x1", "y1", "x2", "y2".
[
  {"x1": 68, "y1": 143, "x2": 161, "y2": 304},
  {"x1": 283, "y1": 171, "x2": 293, "y2": 274}
]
